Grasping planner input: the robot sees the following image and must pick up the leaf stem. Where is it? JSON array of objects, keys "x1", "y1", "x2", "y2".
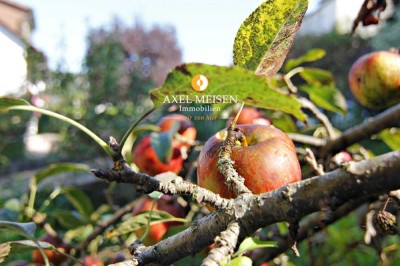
[
  {"x1": 9, "y1": 105, "x2": 114, "y2": 158},
  {"x1": 140, "y1": 199, "x2": 157, "y2": 243},
  {"x1": 284, "y1": 67, "x2": 304, "y2": 94},
  {"x1": 118, "y1": 106, "x2": 159, "y2": 153}
]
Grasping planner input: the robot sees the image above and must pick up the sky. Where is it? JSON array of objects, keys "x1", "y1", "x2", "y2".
[{"x1": 18, "y1": 0, "x2": 319, "y2": 73}]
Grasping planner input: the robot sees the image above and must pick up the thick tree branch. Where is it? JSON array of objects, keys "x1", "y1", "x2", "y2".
[
  {"x1": 125, "y1": 150, "x2": 400, "y2": 265},
  {"x1": 320, "y1": 103, "x2": 400, "y2": 157}
]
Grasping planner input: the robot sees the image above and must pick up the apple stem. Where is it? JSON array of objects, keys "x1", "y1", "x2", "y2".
[
  {"x1": 229, "y1": 103, "x2": 248, "y2": 147},
  {"x1": 381, "y1": 196, "x2": 391, "y2": 212},
  {"x1": 230, "y1": 102, "x2": 245, "y2": 128}
]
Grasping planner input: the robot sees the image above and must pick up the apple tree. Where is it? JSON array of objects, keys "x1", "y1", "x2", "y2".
[{"x1": 1, "y1": 0, "x2": 400, "y2": 265}]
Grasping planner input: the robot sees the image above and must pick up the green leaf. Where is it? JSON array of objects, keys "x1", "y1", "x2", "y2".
[
  {"x1": 121, "y1": 124, "x2": 160, "y2": 165},
  {"x1": 378, "y1": 128, "x2": 400, "y2": 151},
  {"x1": 227, "y1": 256, "x2": 253, "y2": 266},
  {"x1": 0, "y1": 97, "x2": 30, "y2": 110},
  {"x1": 148, "y1": 191, "x2": 164, "y2": 200},
  {"x1": 284, "y1": 48, "x2": 326, "y2": 72},
  {"x1": 300, "y1": 85, "x2": 348, "y2": 114},
  {"x1": 33, "y1": 163, "x2": 89, "y2": 185},
  {"x1": 0, "y1": 222, "x2": 50, "y2": 265},
  {"x1": 299, "y1": 67, "x2": 335, "y2": 86},
  {"x1": 64, "y1": 225, "x2": 94, "y2": 242},
  {"x1": 270, "y1": 112, "x2": 297, "y2": 132},
  {"x1": 150, "y1": 120, "x2": 180, "y2": 163},
  {"x1": 106, "y1": 210, "x2": 186, "y2": 239},
  {"x1": 0, "y1": 221, "x2": 36, "y2": 239},
  {"x1": 28, "y1": 163, "x2": 88, "y2": 217},
  {"x1": 150, "y1": 64, "x2": 306, "y2": 121},
  {"x1": 0, "y1": 240, "x2": 52, "y2": 263},
  {"x1": 60, "y1": 187, "x2": 94, "y2": 218},
  {"x1": 234, "y1": 237, "x2": 277, "y2": 256},
  {"x1": 52, "y1": 210, "x2": 88, "y2": 229},
  {"x1": 266, "y1": 74, "x2": 287, "y2": 91},
  {"x1": 233, "y1": 0, "x2": 308, "y2": 77}
]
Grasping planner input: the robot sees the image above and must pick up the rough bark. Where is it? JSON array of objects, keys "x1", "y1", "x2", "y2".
[{"x1": 111, "y1": 150, "x2": 400, "y2": 265}]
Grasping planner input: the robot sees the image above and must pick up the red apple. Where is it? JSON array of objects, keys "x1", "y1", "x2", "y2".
[
  {"x1": 132, "y1": 135, "x2": 183, "y2": 176},
  {"x1": 84, "y1": 256, "x2": 104, "y2": 266},
  {"x1": 158, "y1": 114, "x2": 197, "y2": 146},
  {"x1": 348, "y1": 51, "x2": 400, "y2": 109},
  {"x1": 197, "y1": 124, "x2": 301, "y2": 198},
  {"x1": 132, "y1": 195, "x2": 186, "y2": 245},
  {"x1": 32, "y1": 234, "x2": 70, "y2": 265},
  {"x1": 332, "y1": 151, "x2": 353, "y2": 165},
  {"x1": 227, "y1": 107, "x2": 271, "y2": 126}
]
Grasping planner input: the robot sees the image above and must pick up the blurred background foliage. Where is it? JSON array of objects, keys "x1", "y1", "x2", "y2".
[{"x1": 3, "y1": 4, "x2": 399, "y2": 172}]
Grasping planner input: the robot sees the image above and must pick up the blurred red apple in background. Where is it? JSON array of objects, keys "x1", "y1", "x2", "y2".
[
  {"x1": 132, "y1": 114, "x2": 196, "y2": 176},
  {"x1": 32, "y1": 234, "x2": 70, "y2": 265},
  {"x1": 332, "y1": 151, "x2": 353, "y2": 165},
  {"x1": 348, "y1": 51, "x2": 400, "y2": 109},
  {"x1": 132, "y1": 195, "x2": 186, "y2": 245},
  {"x1": 132, "y1": 135, "x2": 183, "y2": 176},
  {"x1": 84, "y1": 256, "x2": 104, "y2": 266},
  {"x1": 158, "y1": 114, "x2": 197, "y2": 145},
  {"x1": 227, "y1": 107, "x2": 271, "y2": 126}
]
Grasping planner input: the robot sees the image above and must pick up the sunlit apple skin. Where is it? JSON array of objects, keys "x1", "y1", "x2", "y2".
[
  {"x1": 84, "y1": 256, "x2": 104, "y2": 266},
  {"x1": 132, "y1": 195, "x2": 186, "y2": 245},
  {"x1": 227, "y1": 107, "x2": 271, "y2": 126},
  {"x1": 132, "y1": 135, "x2": 183, "y2": 176},
  {"x1": 332, "y1": 151, "x2": 353, "y2": 165},
  {"x1": 197, "y1": 124, "x2": 301, "y2": 198},
  {"x1": 32, "y1": 234, "x2": 70, "y2": 265},
  {"x1": 158, "y1": 114, "x2": 197, "y2": 145},
  {"x1": 349, "y1": 51, "x2": 400, "y2": 109}
]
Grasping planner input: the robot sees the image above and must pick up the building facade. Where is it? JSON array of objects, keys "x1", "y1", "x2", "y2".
[{"x1": 0, "y1": 0, "x2": 34, "y2": 96}]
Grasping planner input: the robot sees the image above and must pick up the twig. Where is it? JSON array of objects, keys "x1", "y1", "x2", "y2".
[
  {"x1": 92, "y1": 169, "x2": 233, "y2": 210},
  {"x1": 288, "y1": 133, "x2": 326, "y2": 147},
  {"x1": 77, "y1": 200, "x2": 139, "y2": 252},
  {"x1": 118, "y1": 106, "x2": 159, "y2": 155},
  {"x1": 305, "y1": 148, "x2": 325, "y2": 176},
  {"x1": 201, "y1": 221, "x2": 240, "y2": 266},
  {"x1": 299, "y1": 97, "x2": 336, "y2": 139},
  {"x1": 96, "y1": 137, "x2": 233, "y2": 210},
  {"x1": 320, "y1": 103, "x2": 400, "y2": 157},
  {"x1": 284, "y1": 67, "x2": 304, "y2": 94},
  {"x1": 288, "y1": 221, "x2": 300, "y2": 257}
]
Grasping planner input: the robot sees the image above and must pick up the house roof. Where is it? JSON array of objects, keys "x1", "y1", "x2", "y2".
[
  {"x1": 0, "y1": 0, "x2": 34, "y2": 41},
  {"x1": 0, "y1": 0, "x2": 31, "y2": 12}
]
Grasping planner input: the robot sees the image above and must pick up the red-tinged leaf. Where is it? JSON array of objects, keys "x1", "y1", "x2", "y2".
[{"x1": 351, "y1": 0, "x2": 387, "y2": 35}]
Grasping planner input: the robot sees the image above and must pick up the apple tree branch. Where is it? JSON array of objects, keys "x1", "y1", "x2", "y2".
[{"x1": 105, "y1": 150, "x2": 400, "y2": 265}]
